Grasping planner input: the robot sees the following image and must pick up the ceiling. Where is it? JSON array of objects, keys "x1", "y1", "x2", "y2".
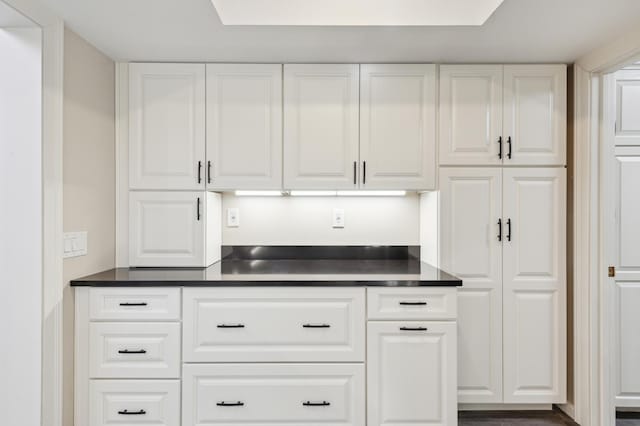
[
  {"x1": 0, "y1": 1, "x2": 35, "y2": 27},
  {"x1": 43, "y1": 0, "x2": 640, "y2": 63}
]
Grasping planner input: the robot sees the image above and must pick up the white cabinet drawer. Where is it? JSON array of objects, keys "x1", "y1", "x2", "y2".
[
  {"x1": 183, "y1": 288, "x2": 365, "y2": 362},
  {"x1": 90, "y1": 380, "x2": 180, "y2": 426},
  {"x1": 89, "y1": 288, "x2": 181, "y2": 321},
  {"x1": 89, "y1": 323, "x2": 180, "y2": 378},
  {"x1": 367, "y1": 287, "x2": 457, "y2": 320},
  {"x1": 182, "y1": 363, "x2": 364, "y2": 426}
]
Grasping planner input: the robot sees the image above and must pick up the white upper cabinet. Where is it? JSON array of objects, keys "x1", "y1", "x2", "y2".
[
  {"x1": 284, "y1": 64, "x2": 359, "y2": 189},
  {"x1": 503, "y1": 65, "x2": 566, "y2": 165},
  {"x1": 129, "y1": 63, "x2": 206, "y2": 190},
  {"x1": 206, "y1": 64, "x2": 283, "y2": 190},
  {"x1": 360, "y1": 64, "x2": 437, "y2": 190},
  {"x1": 439, "y1": 65, "x2": 503, "y2": 166}
]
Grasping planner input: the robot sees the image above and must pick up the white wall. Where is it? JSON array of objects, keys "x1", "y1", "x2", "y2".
[
  {"x1": 0, "y1": 26, "x2": 43, "y2": 426},
  {"x1": 222, "y1": 193, "x2": 421, "y2": 246}
]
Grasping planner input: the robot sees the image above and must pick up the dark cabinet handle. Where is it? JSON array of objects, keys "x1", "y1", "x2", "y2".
[
  {"x1": 207, "y1": 161, "x2": 212, "y2": 184},
  {"x1": 118, "y1": 349, "x2": 147, "y2": 354},
  {"x1": 302, "y1": 324, "x2": 331, "y2": 328},
  {"x1": 353, "y1": 161, "x2": 357, "y2": 185},
  {"x1": 498, "y1": 218, "x2": 502, "y2": 241},
  {"x1": 119, "y1": 302, "x2": 147, "y2": 307},
  {"x1": 399, "y1": 301, "x2": 427, "y2": 306},
  {"x1": 362, "y1": 161, "x2": 367, "y2": 184},
  {"x1": 118, "y1": 409, "x2": 146, "y2": 415},
  {"x1": 197, "y1": 161, "x2": 202, "y2": 183},
  {"x1": 197, "y1": 197, "x2": 201, "y2": 221},
  {"x1": 506, "y1": 218, "x2": 512, "y2": 241},
  {"x1": 507, "y1": 137, "x2": 512, "y2": 159},
  {"x1": 303, "y1": 401, "x2": 331, "y2": 407},
  {"x1": 498, "y1": 136, "x2": 503, "y2": 159},
  {"x1": 399, "y1": 326, "x2": 428, "y2": 331},
  {"x1": 217, "y1": 324, "x2": 245, "y2": 328},
  {"x1": 217, "y1": 401, "x2": 244, "y2": 407}
]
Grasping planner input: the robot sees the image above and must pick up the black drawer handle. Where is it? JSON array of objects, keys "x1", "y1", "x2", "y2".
[
  {"x1": 302, "y1": 324, "x2": 331, "y2": 328},
  {"x1": 119, "y1": 302, "x2": 147, "y2": 307},
  {"x1": 303, "y1": 401, "x2": 331, "y2": 407},
  {"x1": 217, "y1": 324, "x2": 245, "y2": 328},
  {"x1": 217, "y1": 401, "x2": 244, "y2": 407},
  {"x1": 118, "y1": 349, "x2": 147, "y2": 354},
  {"x1": 399, "y1": 326, "x2": 428, "y2": 331},
  {"x1": 118, "y1": 409, "x2": 146, "y2": 415},
  {"x1": 399, "y1": 301, "x2": 427, "y2": 306}
]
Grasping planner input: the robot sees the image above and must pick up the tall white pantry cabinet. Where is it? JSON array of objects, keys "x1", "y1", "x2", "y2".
[{"x1": 438, "y1": 64, "x2": 567, "y2": 404}]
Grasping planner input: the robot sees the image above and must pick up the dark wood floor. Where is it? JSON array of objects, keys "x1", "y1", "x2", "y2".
[{"x1": 459, "y1": 410, "x2": 640, "y2": 425}]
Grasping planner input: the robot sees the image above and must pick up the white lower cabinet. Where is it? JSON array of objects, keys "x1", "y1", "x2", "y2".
[
  {"x1": 367, "y1": 322, "x2": 457, "y2": 426},
  {"x1": 183, "y1": 363, "x2": 365, "y2": 426}
]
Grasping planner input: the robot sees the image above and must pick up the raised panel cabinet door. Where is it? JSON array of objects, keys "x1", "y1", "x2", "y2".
[
  {"x1": 129, "y1": 63, "x2": 206, "y2": 189},
  {"x1": 439, "y1": 65, "x2": 503, "y2": 166},
  {"x1": 503, "y1": 65, "x2": 566, "y2": 166},
  {"x1": 367, "y1": 321, "x2": 457, "y2": 426},
  {"x1": 615, "y1": 70, "x2": 640, "y2": 146},
  {"x1": 129, "y1": 191, "x2": 205, "y2": 267},
  {"x1": 439, "y1": 167, "x2": 503, "y2": 403},
  {"x1": 284, "y1": 64, "x2": 359, "y2": 189},
  {"x1": 360, "y1": 64, "x2": 436, "y2": 190},
  {"x1": 503, "y1": 168, "x2": 566, "y2": 403},
  {"x1": 206, "y1": 64, "x2": 283, "y2": 190}
]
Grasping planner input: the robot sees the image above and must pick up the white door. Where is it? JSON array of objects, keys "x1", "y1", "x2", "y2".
[
  {"x1": 284, "y1": 64, "x2": 359, "y2": 189},
  {"x1": 129, "y1": 191, "x2": 205, "y2": 267},
  {"x1": 503, "y1": 65, "x2": 566, "y2": 166},
  {"x1": 439, "y1": 167, "x2": 503, "y2": 403},
  {"x1": 129, "y1": 63, "x2": 206, "y2": 190},
  {"x1": 439, "y1": 65, "x2": 503, "y2": 166},
  {"x1": 502, "y1": 168, "x2": 566, "y2": 403},
  {"x1": 367, "y1": 322, "x2": 457, "y2": 426},
  {"x1": 615, "y1": 70, "x2": 640, "y2": 146},
  {"x1": 206, "y1": 64, "x2": 282, "y2": 190},
  {"x1": 360, "y1": 64, "x2": 436, "y2": 190}
]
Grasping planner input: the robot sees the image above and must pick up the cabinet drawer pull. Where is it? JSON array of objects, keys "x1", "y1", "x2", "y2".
[
  {"x1": 197, "y1": 161, "x2": 203, "y2": 183},
  {"x1": 363, "y1": 161, "x2": 367, "y2": 184},
  {"x1": 119, "y1": 302, "x2": 147, "y2": 307},
  {"x1": 399, "y1": 326, "x2": 428, "y2": 331},
  {"x1": 118, "y1": 349, "x2": 147, "y2": 354},
  {"x1": 303, "y1": 401, "x2": 331, "y2": 407},
  {"x1": 217, "y1": 401, "x2": 244, "y2": 407},
  {"x1": 118, "y1": 409, "x2": 146, "y2": 415},
  {"x1": 208, "y1": 161, "x2": 212, "y2": 184},
  {"x1": 353, "y1": 161, "x2": 357, "y2": 185},
  {"x1": 507, "y1": 136, "x2": 512, "y2": 159},
  {"x1": 498, "y1": 136, "x2": 503, "y2": 159},
  {"x1": 399, "y1": 301, "x2": 427, "y2": 306},
  {"x1": 197, "y1": 197, "x2": 201, "y2": 221},
  {"x1": 506, "y1": 218, "x2": 512, "y2": 242},
  {"x1": 302, "y1": 323, "x2": 331, "y2": 328},
  {"x1": 217, "y1": 324, "x2": 245, "y2": 328}
]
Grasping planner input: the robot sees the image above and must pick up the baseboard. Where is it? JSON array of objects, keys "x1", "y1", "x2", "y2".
[{"x1": 458, "y1": 403, "x2": 553, "y2": 411}]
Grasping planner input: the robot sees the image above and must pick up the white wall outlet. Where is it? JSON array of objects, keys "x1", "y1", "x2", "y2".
[
  {"x1": 332, "y1": 208, "x2": 345, "y2": 228},
  {"x1": 227, "y1": 208, "x2": 240, "y2": 227},
  {"x1": 63, "y1": 231, "x2": 88, "y2": 258}
]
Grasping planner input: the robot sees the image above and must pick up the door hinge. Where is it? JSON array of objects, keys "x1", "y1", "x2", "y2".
[{"x1": 608, "y1": 266, "x2": 616, "y2": 278}]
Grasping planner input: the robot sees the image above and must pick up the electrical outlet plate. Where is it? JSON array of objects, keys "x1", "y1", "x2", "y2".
[
  {"x1": 63, "y1": 231, "x2": 88, "y2": 258},
  {"x1": 333, "y1": 208, "x2": 345, "y2": 228},
  {"x1": 227, "y1": 208, "x2": 240, "y2": 227}
]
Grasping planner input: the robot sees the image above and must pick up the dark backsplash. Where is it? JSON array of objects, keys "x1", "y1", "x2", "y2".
[{"x1": 221, "y1": 245, "x2": 420, "y2": 261}]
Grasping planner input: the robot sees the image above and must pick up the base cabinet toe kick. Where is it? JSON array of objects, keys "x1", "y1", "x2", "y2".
[{"x1": 75, "y1": 286, "x2": 458, "y2": 426}]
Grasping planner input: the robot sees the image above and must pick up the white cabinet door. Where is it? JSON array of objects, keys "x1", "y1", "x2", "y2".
[
  {"x1": 503, "y1": 65, "x2": 566, "y2": 166},
  {"x1": 439, "y1": 167, "x2": 503, "y2": 403},
  {"x1": 206, "y1": 64, "x2": 282, "y2": 190},
  {"x1": 367, "y1": 322, "x2": 457, "y2": 426},
  {"x1": 502, "y1": 168, "x2": 566, "y2": 403},
  {"x1": 360, "y1": 64, "x2": 436, "y2": 190},
  {"x1": 129, "y1": 63, "x2": 205, "y2": 190},
  {"x1": 439, "y1": 65, "x2": 503, "y2": 166},
  {"x1": 129, "y1": 191, "x2": 215, "y2": 267},
  {"x1": 284, "y1": 64, "x2": 359, "y2": 189}
]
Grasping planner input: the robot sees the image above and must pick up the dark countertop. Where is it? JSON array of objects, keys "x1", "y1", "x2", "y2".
[{"x1": 70, "y1": 259, "x2": 462, "y2": 287}]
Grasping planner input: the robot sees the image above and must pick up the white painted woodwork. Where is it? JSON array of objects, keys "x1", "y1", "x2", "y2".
[
  {"x1": 89, "y1": 380, "x2": 180, "y2": 426},
  {"x1": 89, "y1": 322, "x2": 180, "y2": 379},
  {"x1": 502, "y1": 167, "x2": 566, "y2": 403},
  {"x1": 367, "y1": 321, "x2": 457, "y2": 426},
  {"x1": 360, "y1": 64, "x2": 437, "y2": 190},
  {"x1": 182, "y1": 363, "x2": 365, "y2": 426},
  {"x1": 367, "y1": 287, "x2": 457, "y2": 321},
  {"x1": 439, "y1": 167, "x2": 503, "y2": 403},
  {"x1": 284, "y1": 64, "x2": 359, "y2": 189},
  {"x1": 615, "y1": 149, "x2": 640, "y2": 270},
  {"x1": 89, "y1": 288, "x2": 181, "y2": 321},
  {"x1": 615, "y1": 282, "x2": 640, "y2": 406},
  {"x1": 439, "y1": 65, "x2": 503, "y2": 166},
  {"x1": 182, "y1": 287, "x2": 365, "y2": 362},
  {"x1": 129, "y1": 191, "x2": 221, "y2": 267},
  {"x1": 503, "y1": 65, "x2": 566, "y2": 166},
  {"x1": 615, "y1": 70, "x2": 640, "y2": 146},
  {"x1": 206, "y1": 64, "x2": 282, "y2": 189},
  {"x1": 129, "y1": 63, "x2": 205, "y2": 190}
]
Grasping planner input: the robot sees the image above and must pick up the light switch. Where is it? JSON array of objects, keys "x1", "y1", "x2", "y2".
[
  {"x1": 227, "y1": 208, "x2": 240, "y2": 227},
  {"x1": 63, "y1": 232, "x2": 87, "y2": 258},
  {"x1": 333, "y1": 208, "x2": 345, "y2": 228}
]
